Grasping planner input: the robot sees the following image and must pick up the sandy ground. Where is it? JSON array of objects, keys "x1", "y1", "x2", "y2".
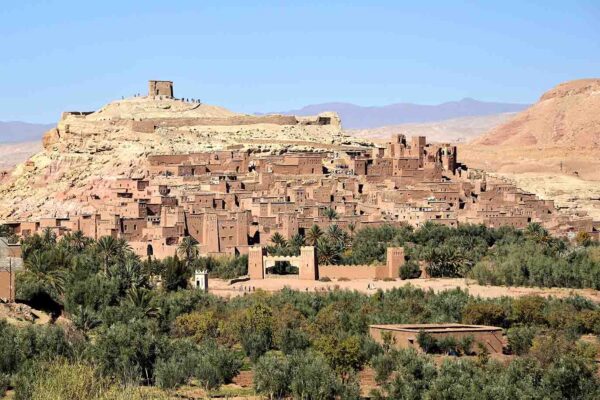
[{"x1": 209, "y1": 277, "x2": 600, "y2": 302}]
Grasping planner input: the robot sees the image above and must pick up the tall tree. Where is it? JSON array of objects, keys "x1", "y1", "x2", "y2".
[
  {"x1": 305, "y1": 225, "x2": 323, "y2": 246},
  {"x1": 177, "y1": 236, "x2": 199, "y2": 266},
  {"x1": 96, "y1": 236, "x2": 121, "y2": 275},
  {"x1": 20, "y1": 251, "x2": 67, "y2": 299}
]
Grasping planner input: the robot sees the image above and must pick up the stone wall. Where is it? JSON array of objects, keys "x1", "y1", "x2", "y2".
[
  {"x1": 318, "y1": 264, "x2": 391, "y2": 279},
  {"x1": 148, "y1": 80, "x2": 173, "y2": 97}
]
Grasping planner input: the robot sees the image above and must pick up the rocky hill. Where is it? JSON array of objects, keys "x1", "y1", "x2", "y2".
[
  {"x1": 0, "y1": 94, "x2": 370, "y2": 221},
  {"x1": 461, "y1": 79, "x2": 600, "y2": 219},
  {"x1": 472, "y1": 79, "x2": 600, "y2": 147}
]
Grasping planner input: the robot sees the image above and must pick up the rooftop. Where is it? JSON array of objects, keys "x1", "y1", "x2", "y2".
[{"x1": 369, "y1": 323, "x2": 502, "y2": 333}]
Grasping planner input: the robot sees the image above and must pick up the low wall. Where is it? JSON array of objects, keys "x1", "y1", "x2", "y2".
[{"x1": 319, "y1": 264, "x2": 390, "y2": 280}]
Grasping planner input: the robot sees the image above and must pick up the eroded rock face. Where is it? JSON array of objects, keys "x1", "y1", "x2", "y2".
[
  {"x1": 42, "y1": 128, "x2": 60, "y2": 149},
  {"x1": 0, "y1": 96, "x2": 371, "y2": 221}
]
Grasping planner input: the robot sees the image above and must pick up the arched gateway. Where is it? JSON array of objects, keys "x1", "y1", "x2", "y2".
[{"x1": 248, "y1": 246, "x2": 404, "y2": 281}]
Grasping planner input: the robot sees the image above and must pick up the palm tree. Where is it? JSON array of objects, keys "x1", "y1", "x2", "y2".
[
  {"x1": 72, "y1": 305, "x2": 101, "y2": 337},
  {"x1": 41, "y1": 227, "x2": 57, "y2": 246},
  {"x1": 305, "y1": 225, "x2": 323, "y2": 246},
  {"x1": 326, "y1": 225, "x2": 345, "y2": 245},
  {"x1": 178, "y1": 236, "x2": 199, "y2": 265},
  {"x1": 289, "y1": 233, "x2": 305, "y2": 249},
  {"x1": 125, "y1": 287, "x2": 159, "y2": 317},
  {"x1": 316, "y1": 237, "x2": 340, "y2": 265},
  {"x1": 161, "y1": 256, "x2": 191, "y2": 291},
  {"x1": 347, "y1": 222, "x2": 357, "y2": 240},
  {"x1": 96, "y1": 236, "x2": 120, "y2": 275},
  {"x1": 21, "y1": 252, "x2": 67, "y2": 298},
  {"x1": 525, "y1": 222, "x2": 550, "y2": 244},
  {"x1": 323, "y1": 207, "x2": 338, "y2": 221},
  {"x1": 70, "y1": 230, "x2": 89, "y2": 252},
  {"x1": 270, "y1": 232, "x2": 287, "y2": 248},
  {"x1": 122, "y1": 254, "x2": 147, "y2": 289}
]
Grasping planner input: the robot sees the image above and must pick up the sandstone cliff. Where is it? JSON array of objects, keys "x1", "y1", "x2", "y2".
[{"x1": 0, "y1": 96, "x2": 370, "y2": 221}]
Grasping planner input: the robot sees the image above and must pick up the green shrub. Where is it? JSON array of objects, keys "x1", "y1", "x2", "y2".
[
  {"x1": 399, "y1": 260, "x2": 421, "y2": 280},
  {"x1": 462, "y1": 302, "x2": 507, "y2": 327},
  {"x1": 417, "y1": 331, "x2": 439, "y2": 354},
  {"x1": 254, "y1": 352, "x2": 291, "y2": 399},
  {"x1": 507, "y1": 325, "x2": 537, "y2": 355}
]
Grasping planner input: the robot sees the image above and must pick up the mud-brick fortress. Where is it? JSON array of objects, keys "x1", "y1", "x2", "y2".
[{"x1": 3, "y1": 81, "x2": 598, "y2": 277}]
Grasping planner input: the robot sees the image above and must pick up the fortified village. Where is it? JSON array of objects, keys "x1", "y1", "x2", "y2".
[{"x1": 1, "y1": 81, "x2": 599, "y2": 281}]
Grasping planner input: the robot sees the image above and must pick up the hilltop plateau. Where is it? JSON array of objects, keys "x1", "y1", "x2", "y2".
[{"x1": 0, "y1": 86, "x2": 370, "y2": 221}]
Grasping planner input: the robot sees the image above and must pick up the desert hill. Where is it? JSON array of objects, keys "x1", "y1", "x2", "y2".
[
  {"x1": 472, "y1": 79, "x2": 600, "y2": 147},
  {"x1": 272, "y1": 98, "x2": 529, "y2": 129},
  {"x1": 461, "y1": 79, "x2": 600, "y2": 219},
  {"x1": 0, "y1": 89, "x2": 371, "y2": 221}
]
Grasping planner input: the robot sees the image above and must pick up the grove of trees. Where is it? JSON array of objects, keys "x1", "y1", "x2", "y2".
[{"x1": 0, "y1": 223, "x2": 598, "y2": 398}]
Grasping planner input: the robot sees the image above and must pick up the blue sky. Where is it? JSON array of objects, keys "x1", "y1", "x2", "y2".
[{"x1": 1, "y1": 1, "x2": 599, "y2": 123}]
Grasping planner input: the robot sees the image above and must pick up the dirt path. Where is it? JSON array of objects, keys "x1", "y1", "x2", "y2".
[{"x1": 209, "y1": 277, "x2": 600, "y2": 302}]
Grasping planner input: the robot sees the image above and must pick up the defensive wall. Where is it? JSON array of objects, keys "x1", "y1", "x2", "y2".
[{"x1": 248, "y1": 246, "x2": 404, "y2": 281}]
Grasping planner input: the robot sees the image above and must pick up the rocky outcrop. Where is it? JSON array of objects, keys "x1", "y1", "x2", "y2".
[{"x1": 42, "y1": 128, "x2": 60, "y2": 149}]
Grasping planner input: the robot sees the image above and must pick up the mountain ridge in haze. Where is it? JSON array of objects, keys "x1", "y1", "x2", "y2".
[
  {"x1": 0, "y1": 121, "x2": 54, "y2": 143},
  {"x1": 266, "y1": 98, "x2": 529, "y2": 129}
]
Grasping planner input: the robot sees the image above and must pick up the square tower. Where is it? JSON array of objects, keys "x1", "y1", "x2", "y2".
[{"x1": 148, "y1": 80, "x2": 174, "y2": 98}]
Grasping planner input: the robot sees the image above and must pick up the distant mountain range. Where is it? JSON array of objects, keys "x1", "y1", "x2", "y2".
[
  {"x1": 1, "y1": 98, "x2": 530, "y2": 144},
  {"x1": 0, "y1": 121, "x2": 53, "y2": 143},
  {"x1": 268, "y1": 98, "x2": 529, "y2": 129},
  {"x1": 348, "y1": 113, "x2": 518, "y2": 144}
]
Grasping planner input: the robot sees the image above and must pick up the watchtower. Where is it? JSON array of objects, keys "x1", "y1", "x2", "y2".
[{"x1": 148, "y1": 80, "x2": 174, "y2": 98}]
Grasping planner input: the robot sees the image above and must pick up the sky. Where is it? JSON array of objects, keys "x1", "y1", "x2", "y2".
[{"x1": 1, "y1": 0, "x2": 599, "y2": 123}]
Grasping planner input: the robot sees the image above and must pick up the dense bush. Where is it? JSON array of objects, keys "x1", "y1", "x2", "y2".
[
  {"x1": 372, "y1": 347, "x2": 599, "y2": 400},
  {"x1": 399, "y1": 260, "x2": 421, "y2": 279}
]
